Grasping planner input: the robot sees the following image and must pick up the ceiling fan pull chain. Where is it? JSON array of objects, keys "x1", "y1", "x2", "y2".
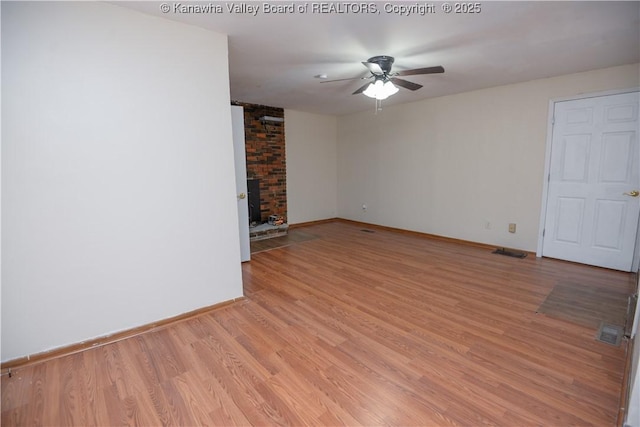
[{"x1": 374, "y1": 98, "x2": 383, "y2": 114}]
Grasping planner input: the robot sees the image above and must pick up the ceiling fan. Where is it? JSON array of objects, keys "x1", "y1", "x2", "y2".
[{"x1": 321, "y1": 55, "x2": 444, "y2": 100}]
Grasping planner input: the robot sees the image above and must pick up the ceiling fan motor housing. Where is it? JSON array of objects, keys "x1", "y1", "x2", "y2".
[{"x1": 368, "y1": 55, "x2": 394, "y2": 74}]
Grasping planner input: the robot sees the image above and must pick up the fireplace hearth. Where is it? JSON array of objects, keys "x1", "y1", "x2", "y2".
[{"x1": 249, "y1": 223, "x2": 289, "y2": 241}]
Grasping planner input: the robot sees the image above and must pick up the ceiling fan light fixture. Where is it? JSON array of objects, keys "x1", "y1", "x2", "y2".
[
  {"x1": 363, "y1": 78, "x2": 398, "y2": 100},
  {"x1": 383, "y1": 80, "x2": 399, "y2": 97},
  {"x1": 363, "y1": 80, "x2": 382, "y2": 99}
]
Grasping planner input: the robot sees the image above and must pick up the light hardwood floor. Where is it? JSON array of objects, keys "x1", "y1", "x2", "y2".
[{"x1": 1, "y1": 221, "x2": 636, "y2": 426}]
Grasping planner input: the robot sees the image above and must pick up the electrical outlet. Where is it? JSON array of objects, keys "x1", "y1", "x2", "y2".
[{"x1": 509, "y1": 223, "x2": 516, "y2": 233}]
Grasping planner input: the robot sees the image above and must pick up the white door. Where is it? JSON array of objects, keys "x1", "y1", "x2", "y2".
[
  {"x1": 232, "y1": 105, "x2": 251, "y2": 262},
  {"x1": 542, "y1": 91, "x2": 639, "y2": 271}
]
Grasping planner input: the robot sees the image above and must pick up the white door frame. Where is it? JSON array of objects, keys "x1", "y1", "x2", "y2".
[{"x1": 536, "y1": 87, "x2": 640, "y2": 271}]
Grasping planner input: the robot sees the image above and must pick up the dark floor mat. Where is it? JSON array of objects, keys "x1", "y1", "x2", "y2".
[{"x1": 492, "y1": 247, "x2": 527, "y2": 258}]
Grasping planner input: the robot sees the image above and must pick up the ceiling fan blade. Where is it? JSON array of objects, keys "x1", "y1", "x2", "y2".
[
  {"x1": 395, "y1": 66, "x2": 445, "y2": 76},
  {"x1": 352, "y1": 82, "x2": 371, "y2": 95},
  {"x1": 362, "y1": 61, "x2": 384, "y2": 75},
  {"x1": 320, "y1": 75, "x2": 370, "y2": 83},
  {"x1": 390, "y1": 77, "x2": 423, "y2": 91}
]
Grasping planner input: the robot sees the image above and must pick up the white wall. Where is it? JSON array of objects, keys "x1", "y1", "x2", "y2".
[
  {"x1": 1, "y1": 2, "x2": 243, "y2": 362},
  {"x1": 337, "y1": 64, "x2": 640, "y2": 251},
  {"x1": 285, "y1": 110, "x2": 338, "y2": 224}
]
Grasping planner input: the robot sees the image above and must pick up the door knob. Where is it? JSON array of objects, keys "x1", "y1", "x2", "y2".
[
  {"x1": 623, "y1": 190, "x2": 639, "y2": 197},
  {"x1": 238, "y1": 192, "x2": 246, "y2": 199}
]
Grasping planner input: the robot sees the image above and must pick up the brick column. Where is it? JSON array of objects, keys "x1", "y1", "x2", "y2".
[{"x1": 234, "y1": 102, "x2": 286, "y2": 223}]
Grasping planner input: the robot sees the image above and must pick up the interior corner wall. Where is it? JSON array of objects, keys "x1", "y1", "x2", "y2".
[
  {"x1": 337, "y1": 63, "x2": 640, "y2": 252},
  {"x1": 1, "y1": 2, "x2": 243, "y2": 362},
  {"x1": 285, "y1": 110, "x2": 338, "y2": 224}
]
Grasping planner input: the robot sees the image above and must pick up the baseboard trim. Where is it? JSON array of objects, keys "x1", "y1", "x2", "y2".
[
  {"x1": 335, "y1": 218, "x2": 536, "y2": 257},
  {"x1": 617, "y1": 336, "x2": 634, "y2": 427},
  {"x1": 1, "y1": 296, "x2": 246, "y2": 373}
]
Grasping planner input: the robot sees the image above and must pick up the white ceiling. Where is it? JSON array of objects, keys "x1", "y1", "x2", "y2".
[{"x1": 119, "y1": 1, "x2": 639, "y2": 115}]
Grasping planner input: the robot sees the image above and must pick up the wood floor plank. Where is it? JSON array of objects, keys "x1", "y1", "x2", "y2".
[
  {"x1": 465, "y1": 342, "x2": 615, "y2": 423},
  {"x1": 170, "y1": 371, "x2": 221, "y2": 426},
  {"x1": 274, "y1": 345, "x2": 389, "y2": 426},
  {"x1": 1, "y1": 221, "x2": 634, "y2": 426}
]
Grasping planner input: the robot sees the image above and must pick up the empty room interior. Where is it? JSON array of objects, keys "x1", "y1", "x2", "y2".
[{"x1": 3, "y1": 1, "x2": 640, "y2": 426}]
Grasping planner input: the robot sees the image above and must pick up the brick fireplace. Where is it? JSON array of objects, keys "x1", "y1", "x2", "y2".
[{"x1": 233, "y1": 102, "x2": 287, "y2": 239}]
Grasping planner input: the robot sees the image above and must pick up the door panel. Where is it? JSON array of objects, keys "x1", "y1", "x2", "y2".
[
  {"x1": 600, "y1": 132, "x2": 633, "y2": 182},
  {"x1": 542, "y1": 91, "x2": 639, "y2": 271},
  {"x1": 560, "y1": 134, "x2": 590, "y2": 181},
  {"x1": 554, "y1": 197, "x2": 585, "y2": 244},
  {"x1": 232, "y1": 105, "x2": 251, "y2": 262},
  {"x1": 566, "y1": 107, "x2": 593, "y2": 125},
  {"x1": 592, "y1": 200, "x2": 625, "y2": 249}
]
